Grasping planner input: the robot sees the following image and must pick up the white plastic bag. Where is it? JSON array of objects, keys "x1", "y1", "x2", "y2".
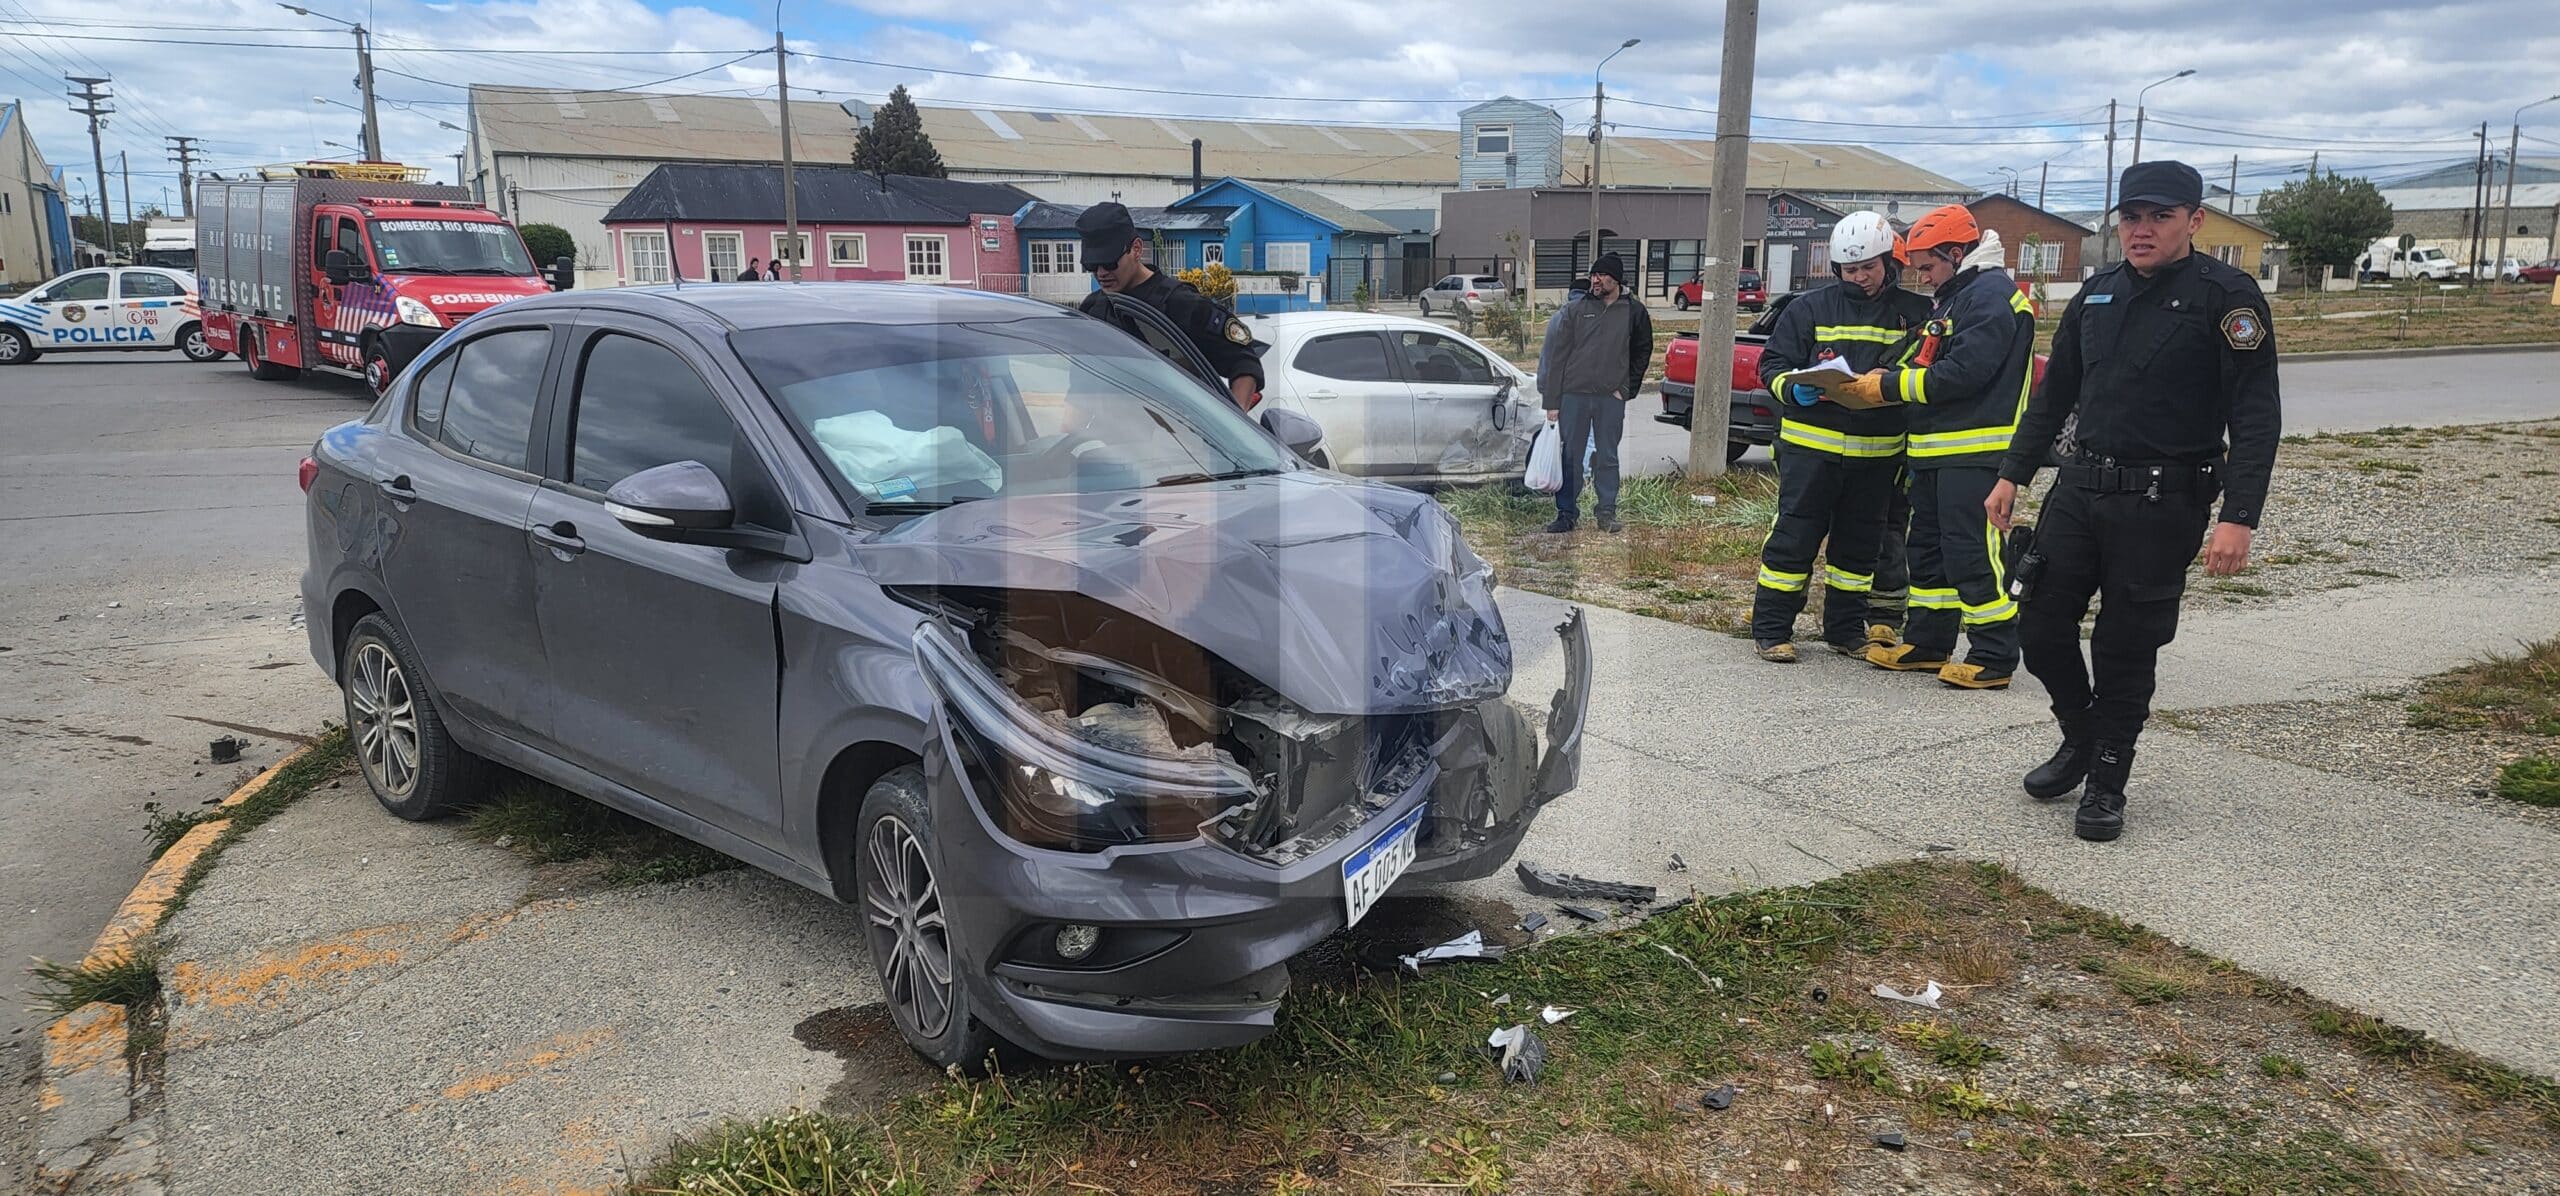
[{"x1": 1524, "y1": 421, "x2": 1563, "y2": 493}]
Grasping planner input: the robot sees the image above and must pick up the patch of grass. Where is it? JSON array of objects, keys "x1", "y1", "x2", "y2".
[
  {"x1": 1807, "y1": 1039, "x2": 1895, "y2": 1091},
  {"x1": 141, "y1": 801, "x2": 221, "y2": 858},
  {"x1": 630, "y1": 1111, "x2": 903, "y2": 1196},
  {"x1": 2492, "y1": 756, "x2": 2560, "y2": 807},
  {"x1": 2101, "y1": 958, "x2": 2199, "y2": 1005},
  {"x1": 2259, "y1": 1053, "x2": 2309, "y2": 1079},
  {"x1": 2351, "y1": 458, "x2": 2425, "y2": 475},
  {"x1": 467, "y1": 781, "x2": 741, "y2": 887},
  {"x1": 1890, "y1": 1019, "x2": 2004, "y2": 1069},
  {"x1": 2209, "y1": 580, "x2": 2275, "y2": 597},
  {"x1": 2345, "y1": 567, "x2": 2400, "y2": 578},
  {"x1": 2308, "y1": 1010, "x2": 2427, "y2": 1061},
  {"x1": 29, "y1": 937, "x2": 164, "y2": 1014},
  {"x1": 1924, "y1": 1080, "x2": 2017, "y2": 1120},
  {"x1": 2153, "y1": 1048, "x2": 2223, "y2": 1079},
  {"x1": 2404, "y1": 636, "x2": 2560, "y2": 736}
]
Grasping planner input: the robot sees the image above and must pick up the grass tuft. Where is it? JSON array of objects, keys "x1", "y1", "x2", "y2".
[
  {"x1": 2492, "y1": 756, "x2": 2560, "y2": 807},
  {"x1": 142, "y1": 801, "x2": 221, "y2": 858},
  {"x1": 30, "y1": 938, "x2": 164, "y2": 1014},
  {"x1": 160, "y1": 726, "x2": 355, "y2": 925},
  {"x1": 467, "y1": 780, "x2": 741, "y2": 886},
  {"x1": 2258, "y1": 1053, "x2": 2309, "y2": 1079}
]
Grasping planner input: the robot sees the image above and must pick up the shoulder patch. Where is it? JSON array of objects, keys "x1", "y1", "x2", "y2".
[
  {"x1": 1224, "y1": 317, "x2": 1253, "y2": 346},
  {"x1": 2220, "y1": 307, "x2": 2267, "y2": 350}
]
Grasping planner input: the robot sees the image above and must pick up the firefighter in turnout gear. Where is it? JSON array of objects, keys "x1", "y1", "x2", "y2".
[
  {"x1": 1749, "y1": 212, "x2": 1931, "y2": 661},
  {"x1": 1852, "y1": 204, "x2": 2035, "y2": 689},
  {"x1": 1988, "y1": 160, "x2": 2281, "y2": 842}
]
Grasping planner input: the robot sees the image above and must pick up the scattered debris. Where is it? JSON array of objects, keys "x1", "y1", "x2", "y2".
[
  {"x1": 1558, "y1": 903, "x2": 1609, "y2": 923},
  {"x1": 1872, "y1": 980, "x2": 1946, "y2": 1009},
  {"x1": 1400, "y1": 930, "x2": 1506, "y2": 973},
  {"x1": 1539, "y1": 1005, "x2": 1575, "y2": 1025},
  {"x1": 1666, "y1": 852, "x2": 1688, "y2": 872},
  {"x1": 1517, "y1": 912, "x2": 1549, "y2": 934},
  {"x1": 1485, "y1": 1024, "x2": 1548, "y2": 1084},
  {"x1": 1690, "y1": 494, "x2": 1718, "y2": 506},
  {"x1": 1488, "y1": 992, "x2": 1512, "y2": 1007},
  {"x1": 1810, "y1": 985, "x2": 1829, "y2": 1005},
  {"x1": 1873, "y1": 1132, "x2": 1908, "y2": 1152},
  {"x1": 1699, "y1": 1084, "x2": 1736, "y2": 1111},
  {"x1": 1435, "y1": 1072, "x2": 1458, "y2": 1085},
  {"x1": 1925, "y1": 843, "x2": 1957, "y2": 854},
  {"x1": 1516, "y1": 860, "x2": 1658, "y2": 904},
  {"x1": 106, "y1": 601, "x2": 121, "y2": 609},
  {"x1": 208, "y1": 736, "x2": 246, "y2": 764}
]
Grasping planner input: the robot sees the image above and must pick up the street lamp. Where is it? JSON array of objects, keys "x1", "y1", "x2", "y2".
[
  {"x1": 1589, "y1": 37, "x2": 1641, "y2": 278},
  {"x1": 2495, "y1": 93, "x2": 2560, "y2": 288},
  {"x1": 281, "y1": 4, "x2": 381, "y2": 160},
  {"x1": 2130, "y1": 68, "x2": 2194, "y2": 165},
  {"x1": 1993, "y1": 166, "x2": 2021, "y2": 198}
]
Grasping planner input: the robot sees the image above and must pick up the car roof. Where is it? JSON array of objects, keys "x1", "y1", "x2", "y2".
[
  {"x1": 1246, "y1": 310, "x2": 1460, "y2": 336},
  {"x1": 492, "y1": 282, "x2": 1074, "y2": 331}
]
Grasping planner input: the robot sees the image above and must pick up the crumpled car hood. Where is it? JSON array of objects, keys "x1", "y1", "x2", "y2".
[{"x1": 851, "y1": 472, "x2": 1512, "y2": 716}]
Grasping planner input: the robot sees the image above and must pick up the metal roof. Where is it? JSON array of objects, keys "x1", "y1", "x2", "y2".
[
  {"x1": 1244, "y1": 183, "x2": 1402, "y2": 236},
  {"x1": 466, "y1": 86, "x2": 1969, "y2": 196},
  {"x1": 602, "y1": 164, "x2": 1033, "y2": 224},
  {"x1": 2378, "y1": 182, "x2": 2560, "y2": 211},
  {"x1": 1014, "y1": 201, "x2": 1235, "y2": 233}
]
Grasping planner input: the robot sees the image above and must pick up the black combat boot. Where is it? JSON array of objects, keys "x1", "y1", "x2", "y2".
[
  {"x1": 2074, "y1": 743, "x2": 2133, "y2": 842},
  {"x1": 2024, "y1": 711, "x2": 2094, "y2": 801}
]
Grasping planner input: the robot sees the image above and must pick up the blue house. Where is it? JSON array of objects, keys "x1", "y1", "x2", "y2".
[{"x1": 1013, "y1": 179, "x2": 1397, "y2": 313}]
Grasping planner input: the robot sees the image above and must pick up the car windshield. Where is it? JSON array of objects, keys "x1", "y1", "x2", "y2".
[
  {"x1": 733, "y1": 317, "x2": 1292, "y2": 510},
  {"x1": 368, "y1": 218, "x2": 533, "y2": 276}
]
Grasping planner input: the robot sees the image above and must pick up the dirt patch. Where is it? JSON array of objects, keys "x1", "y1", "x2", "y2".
[
  {"x1": 2268, "y1": 286, "x2": 2560, "y2": 354},
  {"x1": 792, "y1": 1003, "x2": 940, "y2": 1117}
]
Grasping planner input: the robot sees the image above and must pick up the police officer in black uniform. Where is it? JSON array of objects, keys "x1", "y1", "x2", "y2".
[
  {"x1": 1075, "y1": 202, "x2": 1265, "y2": 408},
  {"x1": 1987, "y1": 160, "x2": 2282, "y2": 842}
]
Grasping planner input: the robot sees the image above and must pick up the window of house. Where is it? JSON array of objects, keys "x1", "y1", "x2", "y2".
[
  {"x1": 1475, "y1": 123, "x2": 1512, "y2": 156},
  {"x1": 1264, "y1": 241, "x2": 1311, "y2": 275},
  {"x1": 420, "y1": 328, "x2": 551, "y2": 472},
  {"x1": 2213, "y1": 244, "x2": 2242, "y2": 264},
  {"x1": 1027, "y1": 240, "x2": 1076, "y2": 274},
  {"x1": 1293, "y1": 331, "x2": 1394, "y2": 382},
  {"x1": 623, "y1": 231, "x2": 670, "y2": 284},
  {"x1": 568, "y1": 333, "x2": 765, "y2": 513},
  {"x1": 702, "y1": 231, "x2": 742, "y2": 281},
  {"x1": 828, "y1": 233, "x2": 867, "y2": 267},
  {"x1": 904, "y1": 234, "x2": 948, "y2": 281},
  {"x1": 770, "y1": 231, "x2": 811, "y2": 269}
]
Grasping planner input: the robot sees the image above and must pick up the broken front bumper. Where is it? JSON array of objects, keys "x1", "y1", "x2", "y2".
[{"x1": 919, "y1": 609, "x2": 1593, "y2": 1060}]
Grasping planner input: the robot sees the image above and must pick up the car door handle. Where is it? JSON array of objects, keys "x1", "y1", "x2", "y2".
[
  {"x1": 376, "y1": 476, "x2": 418, "y2": 504},
  {"x1": 531, "y1": 522, "x2": 586, "y2": 556},
  {"x1": 1306, "y1": 389, "x2": 1339, "y2": 400}
]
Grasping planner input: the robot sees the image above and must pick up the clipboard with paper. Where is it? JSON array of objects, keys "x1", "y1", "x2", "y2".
[{"x1": 1774, "y1": 358, "x2": 1862, "y2": 394}]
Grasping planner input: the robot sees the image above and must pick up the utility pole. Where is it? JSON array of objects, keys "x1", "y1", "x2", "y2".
[
  {"x1": 2227, "y1": 156, "x2": 2239, "y2": 213},
  {"x1": 120, "y1": 151, "x2": 135, "y2": 261},
  {"x1": 2037, "y1": 160, "x2": 2048, "y2": 210},
  {"x1": 1687, "y1": 0, "x2": 1756, "y2": 482},
  {"x1": 451, "y1": 152, "x2": 466, "y2": 186},
  {"x1": 67, "y1": 76, "x2": 112, "y2": 256},
  {"x1": 2099, "y1": 99, "x2": 2117, "y2": 265},
  {"x1": 166, "y1": 136, "x2": 200, "y2": 216},
  {"x1": 279, "y1": 7, "x2": 382, "y2": 160},
  {"x1": 2308, "y1": 150, "x2": 2318, "y2": 178},
  {"x1": 775, "y1": 27, "x2": 800, "y2": 281},
  {"x1": 2497, "y1": 96, "x2": 2560, "y2": 293},
  {"x1": 2471, "y1": 122, "x2": 2490, "y2": 281}
]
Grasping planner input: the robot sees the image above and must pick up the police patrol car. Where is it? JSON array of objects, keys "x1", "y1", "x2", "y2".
[{"x1": 0, "y1": 266, "x2": 226, "y2": 366}]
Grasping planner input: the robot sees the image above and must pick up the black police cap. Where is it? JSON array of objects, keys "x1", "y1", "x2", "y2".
[
  {"x1": 2116, "y1": 160, "x2": 2204, "y2": 211},
  {"x1": 1077, "y1": 202, "x2": 1140, "y2": 269}
]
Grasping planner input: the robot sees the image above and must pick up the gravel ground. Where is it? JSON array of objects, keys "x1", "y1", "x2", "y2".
[{"x1": 2160, "y1": 697, "x2": 2560, "y2": 831}]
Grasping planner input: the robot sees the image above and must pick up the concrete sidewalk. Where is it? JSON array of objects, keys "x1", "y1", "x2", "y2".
[{"x1": 138, "y1": 570, "x2": 2560, "y2": 1193}]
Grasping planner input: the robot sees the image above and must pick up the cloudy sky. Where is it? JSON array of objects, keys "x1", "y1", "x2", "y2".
[{"x1": 6, "y1": 0, "x2": 2555, "y2": 217}]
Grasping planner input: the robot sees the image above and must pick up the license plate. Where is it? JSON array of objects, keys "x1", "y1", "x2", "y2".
[{"x1": 1341, "y1": 805, "x2": 1427, "y2": 928}]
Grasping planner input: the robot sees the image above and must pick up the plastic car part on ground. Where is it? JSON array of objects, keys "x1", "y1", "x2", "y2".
[
  {"x1": 1515, "y1": 860, "x2": 1659, "y2": 904},
  {"x1": 1700, "y1": 1083, "x2": 1737, "y2": 1110},
  {"x1": 1400, "y1": 929, "x2": 1506, "y2": 973},
  {"x1": 1557, "y1": 903, "x2": 1609, "y2": 923},
  {"x1": 1873, "y1": 980, "x2": 1946, "y2": 1009},
  {"x1": 1486, "y1": 1024, "x2": 1548, "y2": 1084}
]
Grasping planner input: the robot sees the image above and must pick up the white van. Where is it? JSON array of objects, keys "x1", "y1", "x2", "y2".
[{"x1": 2355, "y1": 239, "x2": 2460, "y2": 282}]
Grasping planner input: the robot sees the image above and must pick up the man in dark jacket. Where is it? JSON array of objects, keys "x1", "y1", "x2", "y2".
[
  {"x1": 1076, "y1": 202, "x2": 1264, "y2": 408},
  {"x1": 1538, "y1": 253, "x2": 1653, "y2": 534},
  {"x1": 1749, "y1": 212, "x2": 1932, "y2": 660},
  {"x1": 1845, "y1": 204, "x2": 2035, "y2": 689}
]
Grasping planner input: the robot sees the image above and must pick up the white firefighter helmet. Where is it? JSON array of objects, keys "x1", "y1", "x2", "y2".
[{"x1": 1829, "y1": 210, "x2": 1900, "y2": 267}]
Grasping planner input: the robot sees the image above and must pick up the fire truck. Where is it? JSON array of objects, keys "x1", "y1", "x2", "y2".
[{"x1": 197, "y1": 162, "x2": 563, "y2": 393}]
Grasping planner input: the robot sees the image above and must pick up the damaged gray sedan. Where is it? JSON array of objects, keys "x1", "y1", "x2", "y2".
[{"x1": 299, "y1": 283, "x2": 1591, "y2": 1068}]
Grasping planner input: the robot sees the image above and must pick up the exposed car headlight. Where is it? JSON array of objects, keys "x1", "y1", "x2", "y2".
[
  {"x1": 394, "y1": 295, "x2": 443, "y2": 328},
  {"x1": 914, "y1": 622, "x2": 1257, "y2": 852}
]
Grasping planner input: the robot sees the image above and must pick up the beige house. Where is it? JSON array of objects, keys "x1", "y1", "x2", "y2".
[{"x1": 0, "y1": 101, "x2": 71, "y2": 287}]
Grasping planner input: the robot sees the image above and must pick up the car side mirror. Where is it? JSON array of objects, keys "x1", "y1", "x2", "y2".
[
  {"x1": 1258, "y1": 406, "x2": 1326, "y2": 461},
  {"x1": 324, "y1": 250, "x2": 362, "y2": 285},
  {"x1": 547, "y1": 256, "x2": 574, "y2": 291},
  {"x1": 605, "y1": 460, "x2": 734, "y2": 534}
]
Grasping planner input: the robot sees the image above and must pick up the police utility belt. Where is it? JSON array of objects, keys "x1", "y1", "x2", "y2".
[{"x1": 2059, "y1": 454, "x2": 2221, "y2": 502}]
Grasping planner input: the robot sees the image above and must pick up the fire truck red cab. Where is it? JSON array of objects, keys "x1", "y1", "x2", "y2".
[{"x1": 198, "y1": 164, "x2": 560, "y2": 393}]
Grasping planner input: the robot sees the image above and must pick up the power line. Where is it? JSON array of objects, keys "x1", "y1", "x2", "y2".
[
  {"x1": 792, "y1": 50, "x2": 1572, "y2": 107},
  {"x1": 1608, "y1": 95, "x2": 2109, "y2": 132},
  {"x1": 2, "y1": 31, "x2": 761, "y2": 53}
]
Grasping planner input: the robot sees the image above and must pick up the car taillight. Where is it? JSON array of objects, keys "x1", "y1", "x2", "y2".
[
  {"x1": 1466, "y1": 290, "x2": 1479, "y2": 298},
  {"x1": 298, "y1": 457, "x2": 318, "y2": 492}
]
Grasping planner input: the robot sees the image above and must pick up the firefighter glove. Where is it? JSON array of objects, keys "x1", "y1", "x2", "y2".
[{"x1": 1829, "y1": 370, "x2": 1891, "y2": 409}]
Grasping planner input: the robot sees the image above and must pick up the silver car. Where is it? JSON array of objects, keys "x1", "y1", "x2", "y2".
[{"x1": 1417, "y1": 274, "x2": 1503, "y2": 318}]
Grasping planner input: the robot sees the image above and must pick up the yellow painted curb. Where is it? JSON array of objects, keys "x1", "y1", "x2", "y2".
[
  {"x1": 82, "y1": 741, "x2": 315, "y2": 969},
  {"x1": 217, "y1": 744, "x2": 311, "y2": 811}
]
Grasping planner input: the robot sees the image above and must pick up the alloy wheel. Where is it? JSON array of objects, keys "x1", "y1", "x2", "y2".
[
  {"x1": 862, "y1": 814, "x2": 954, "y2": 1041},
  {"x1": 183, "y1": 328, "x2": 210, "y2": 359},
  {"x1": 347, "y1": 641, "x2": 420, "y2": 799},
  {"x1": 0, "y1": 333, "x2": 23, "y2": 363},
  {"x1": 365, "y1": 352, "x2": 390, "y2": 394}
]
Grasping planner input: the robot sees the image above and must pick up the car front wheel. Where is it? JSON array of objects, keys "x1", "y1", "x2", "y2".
[
  {"x1": 0, "y1": 326, "x2": 33, "y2": 365},
  {"x1": 1675, "y1": 294, "x2": 1693, "y2": 311},
  {"x1": 856, "y1": 764, "x2": 1003, "y2": 1072},
  {"x1": 342, "y1": 612, "x2": 486, "y2": 820}
]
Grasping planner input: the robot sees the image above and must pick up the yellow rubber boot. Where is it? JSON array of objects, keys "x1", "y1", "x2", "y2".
[
  {"x1": 1866, "y1": 623, "x2": 1900, "y2": 648},
  {"x1": 1866, "y1": 643, "x2": 1950, "y2": 671},
  {"x1": 1938, "y1": 661, "x2": 2013, "y2": 689}
]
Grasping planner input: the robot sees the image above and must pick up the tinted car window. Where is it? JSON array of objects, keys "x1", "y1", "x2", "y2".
[
  {"x1": 431, "y1": 328, "x2": 549, "y2": 471},
  {"x1": 40, "y1": 272, "x2": 108, "y2": 302},
  {"x1": 1294, "y1": 332, "x2": 1394, "y2": 382},
  {"x1": 118, "y1": 271, "x2": 185, "y2": 299},
  {"x1": 1396, "y1": 330, "x2": 1498, "y2": 385},
  {"x1": 409, "y1": 350, "x2": 459, "y2": 439},
  {"x1": 569, "y1": 334, "x2": 747, "y2": 496}
]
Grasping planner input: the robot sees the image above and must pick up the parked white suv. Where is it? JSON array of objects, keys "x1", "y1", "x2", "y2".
[
  {"x1": 1250, "y1": 310, "x2": 1540, "y2": 484},
  {"x1": 1418, "y1": 274, "x2": 1504, "y2": 318}
]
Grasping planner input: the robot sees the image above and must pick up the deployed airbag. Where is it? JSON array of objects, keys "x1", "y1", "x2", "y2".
[{"x1": 810, "y1": 410, "x2": 1003, "y2": 501}]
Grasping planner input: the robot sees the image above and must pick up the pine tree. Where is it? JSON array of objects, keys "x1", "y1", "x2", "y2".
[{"x1": 851, "y1": 86, "x2": 947, "y2": 179}]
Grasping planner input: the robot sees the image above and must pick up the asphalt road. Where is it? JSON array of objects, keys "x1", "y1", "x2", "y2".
[
  {"x1": 0, "y1": 355, "x2": 364, "y2": 1178},
  {"x1": 0, "y1": 343, "x2": 2553, "y2": 1183}
]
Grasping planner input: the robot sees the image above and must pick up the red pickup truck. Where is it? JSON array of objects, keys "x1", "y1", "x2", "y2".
[
  {"x1": 1673, "y1": 270, "x2": 1764, "y2": 313},
  {"x1": 1657, "y1": 291, "x2": 2048, "y2": 464}
]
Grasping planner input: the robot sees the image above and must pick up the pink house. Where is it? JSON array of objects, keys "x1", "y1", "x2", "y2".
[{"x1": 601, "y1": 164, "x2": 1035, "y2": 289}]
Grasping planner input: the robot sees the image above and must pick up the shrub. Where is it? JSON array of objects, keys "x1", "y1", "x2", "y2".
[
  {"x1": 517, "y1": 222, "x2": 575, "y2": 268},
  {"x1": 1178, "y1": 262, "x2": 1237, "y2": 305}
]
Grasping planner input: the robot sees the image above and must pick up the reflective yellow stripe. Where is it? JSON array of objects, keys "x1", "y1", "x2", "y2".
[
  {"x1": 1778, "y1": 419, "x2": 1903, "y2": 458},
  {"x1": 1758, "y1": 566, "x2": 1810, "y2": 592},
  {"x1": 2009, "y1": 290, "x2": 2035, "y2": 314},
  {"x1": 1963, "y1": 597, "x2": 2019, "y2": 624},
  {"x1": 1908, "y1": 425, "x2": 2016, "y2": 457},
  {"x1": 1825, "y1": 566, "x2": 1873, "y2": 592},
  {"x1": 1910, "y1": 587, "x2": 1962, "y2": 610},
  {"x1": 1897, "y1": 369, "x2": 1928, "y2": 404},
  {"x1": 1986, "y1": 517, "x2": 2009, "y2": 595},
  {"x1": 1814, "y1": 324, "x2": 1904, "y2": 344}
]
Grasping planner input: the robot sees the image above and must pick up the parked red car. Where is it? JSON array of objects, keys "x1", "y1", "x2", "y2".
[
  {"x1": 2518, "y1": 259, "x2": 2560, "y2": 285},
  {"x1": 1674, "y1": 270, "x2": 1764, "y2": 313}
]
